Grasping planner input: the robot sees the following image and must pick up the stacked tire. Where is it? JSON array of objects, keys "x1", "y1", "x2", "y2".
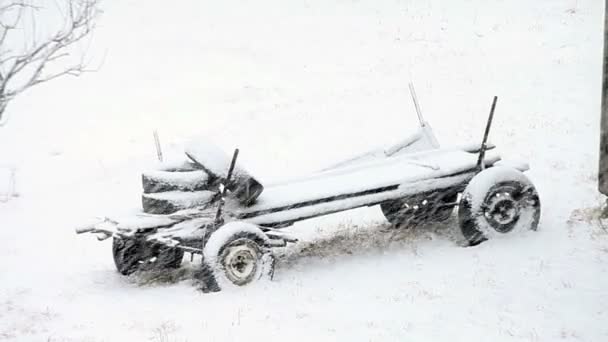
[{"x1": 141, "y1": 158, "x2": 216, "y2": 214}]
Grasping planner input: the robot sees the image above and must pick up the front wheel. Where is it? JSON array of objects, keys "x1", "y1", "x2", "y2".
[
  {"x1": 201, "y1": 222, "x2": 274, "y2": 291},
  {"x1": 458, "y1": 166, "x2": 540, "y2": 246}
]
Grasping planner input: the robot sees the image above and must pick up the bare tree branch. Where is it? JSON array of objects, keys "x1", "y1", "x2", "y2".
[{"x1": 0, "y1": 0, "x2": 100, "y2": 126}]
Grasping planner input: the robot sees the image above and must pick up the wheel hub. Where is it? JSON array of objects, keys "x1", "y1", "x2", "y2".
[
  {"x1": 484, "y1": 192, "x2": 520, "y2": 233},
  {"x1": 222, "y1": 243, "x2": 259, "y2": 285}
]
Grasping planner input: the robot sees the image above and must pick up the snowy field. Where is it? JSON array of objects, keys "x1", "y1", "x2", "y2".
[{"x1": 1, "y1": 0, "x2": 607, "y2": 341}]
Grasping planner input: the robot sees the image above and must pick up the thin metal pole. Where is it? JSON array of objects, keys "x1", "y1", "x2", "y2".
[
  {"x1": 153, "y1": 130, "x2": 163, "y2": 162},
  {"x1": 215, "y1": 148, "x2": 240, "y2": 225},
  {"x1": 408, "y1": 82, "x2": 425, "y2": 127},
  {"x1": 477, "y1": 96, "x2": 498, "y2": 170}
]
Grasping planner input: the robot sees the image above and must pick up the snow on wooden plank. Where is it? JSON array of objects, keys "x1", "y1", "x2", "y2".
[
  {"x1": 323, "y1": 124, "x2": 440, "y2": 172},
  {"x1": 115, "y1": 215, "x2": 180, "y2": 231},
  {"x1": 184, "y1": 139, "x2": 248, "y2": 179},
  {"x1": 385, "y1": 124, "x2": 440, "y2": 157},
  {"x1": 245, "y1": 150, "x2": 500, "y2": 213},
  {"x1": 185, "y1": 139, "x2": 264, "y2": 204},
  {"x1": 242, "y1": 172, "x2": 475, "y2": 227},
  {"x1": 147, "y1": 217, "x2": 212, "y2": 244}
]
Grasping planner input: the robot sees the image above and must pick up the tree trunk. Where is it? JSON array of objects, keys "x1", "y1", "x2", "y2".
[{"x1": 599, "y1": 0, "x2": 608, "y2": 195}]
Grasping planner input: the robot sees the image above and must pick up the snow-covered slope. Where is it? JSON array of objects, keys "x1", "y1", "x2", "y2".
[{"x1": 1, "y1": 0, "x2": 606, "y2": 341}]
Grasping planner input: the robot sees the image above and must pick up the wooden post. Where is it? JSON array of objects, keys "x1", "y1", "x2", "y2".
[{"x1": 600, "y1": 0, "x2": 608, "y2": 195}]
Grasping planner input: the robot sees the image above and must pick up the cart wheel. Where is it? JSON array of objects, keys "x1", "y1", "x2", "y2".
[
  {"x1": 112, "y1": 238, "x2": 184, "y2": 275},
  {"x1": 201, "y1": 222, "x2": 274, "y2": 291},
  {"x1": 458, "y1": 166, "x2": 540, "y2": 246},
  {"x1": 381, "y1": 193, "x2": 458, "y2": 228}
]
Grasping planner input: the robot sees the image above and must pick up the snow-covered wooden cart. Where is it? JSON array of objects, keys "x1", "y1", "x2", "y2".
[{"x1": 76, "y1": 96, "x2": 540, "y2": 291}]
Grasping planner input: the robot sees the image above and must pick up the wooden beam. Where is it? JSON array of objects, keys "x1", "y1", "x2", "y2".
[{"x1": 600, "y1": 0, "x2": 608, "y2": 195}]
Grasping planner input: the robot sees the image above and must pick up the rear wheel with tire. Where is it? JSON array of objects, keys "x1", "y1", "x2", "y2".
[
  {"x1": 112, "y1": 238, "x2": 185, "y2": 275},
  {"x1": 458, "y1": 166, "x2": 540, "y2": 246}
]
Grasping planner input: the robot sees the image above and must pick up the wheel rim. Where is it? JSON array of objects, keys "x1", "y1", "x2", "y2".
[
  {"x1": 221, "y1": 240, "x2": 260, "y2": 286},
  {"x1": 483, "y1": 188, "x2": 521, "y2": 233},
  {"x1": 459, "y1": 168, "x2": 541, "y2": 246}
]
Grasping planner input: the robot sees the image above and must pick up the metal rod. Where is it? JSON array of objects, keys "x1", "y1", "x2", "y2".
[
  {"x1": 215, "y1": 148, "x2": 240, "y2": 224},
  {"x1": 225, "y1": 149, "x2": 239, "y2": 184},
  {"x1": 75, "y1": 227, "x2": 95, "y2": 234},
  {"x1": 477, "y1": 96, "x2": 498, "y2": 170},
  {"x1": 153, "y1": 130, "x2": 163, "y2": 162},
  {"x1": 176, "y1": 245, "x2": 203, "y2": 254},
  {"x1": 408, "y1": 82, "x2": 425, "y2": 127}
]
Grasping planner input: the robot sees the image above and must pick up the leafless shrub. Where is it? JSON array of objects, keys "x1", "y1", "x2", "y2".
[{"x1": 0, "y1": 0, "x2": 100, "y2": 126}]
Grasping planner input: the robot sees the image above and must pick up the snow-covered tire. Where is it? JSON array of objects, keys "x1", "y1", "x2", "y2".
[
  {"x1": 142, "y1": 190, "x2": 216, "y2": 215},
  {"x1": 458, "y1": 166, "x2": 540, "y2": 246},
  {"x1": 142, "y1": 170, "x2": 210, "y2": 194},
  {"x1": 200, "y1": 222, "x2": 274, "y2": 291},
  {"x1": 141, "y1": 195, "x2": 180, "y2": 215},
  {"x1": 381, "y1": 193, "x2": 458, "y2": 228},
  {"x1": 112, "y1": 238, "x2": 185, "y2": 275}
]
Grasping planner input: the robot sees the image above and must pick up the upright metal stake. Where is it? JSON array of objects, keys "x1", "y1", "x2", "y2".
[
  {"x1": 477, "y1": 96, "x2": 498, "y2": 170},
  {"x1": 599, "y1": 0, "x2": 608, "y2": 195},
  {"x1": 153, "y1": 130, "x2": 163, "y2": 162},
  {"x1": 408, "y1": 82, "x2": 426, "y2": 127},
  {"x1": 215, "y1": 149, "x2": 240, "y2": 225}
]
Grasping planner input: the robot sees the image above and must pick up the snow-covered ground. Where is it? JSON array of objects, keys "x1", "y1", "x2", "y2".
[{"x1": 1, "y1": 0, "x2": 606, "y2": 340}]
